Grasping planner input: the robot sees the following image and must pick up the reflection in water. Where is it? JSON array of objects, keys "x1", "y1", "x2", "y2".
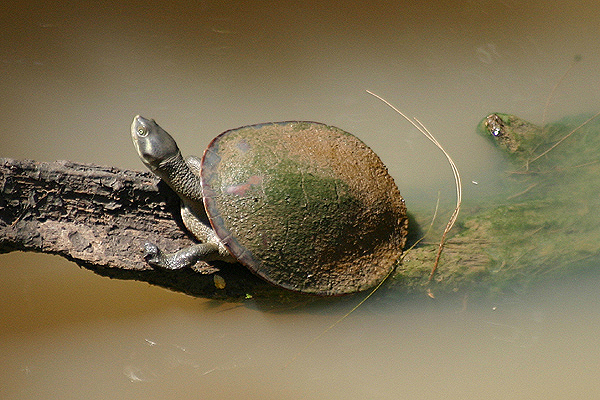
[
  {"x1": 484, "y1": 320, "x2": 539, "y2": 348},
  {"x1": 122, "y1": 338, "x2": 252, "y2": 382},
  {"x1": 1, "y1": 0, "x2": 600, "y2": 398},
  {"x1": 476, "y1": 43, "x2": 503, "y2": 65}
]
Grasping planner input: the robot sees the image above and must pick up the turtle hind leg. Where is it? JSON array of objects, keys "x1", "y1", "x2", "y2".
[{"x1": 143, "y1": 242, "x2": 222, "y2": 270}]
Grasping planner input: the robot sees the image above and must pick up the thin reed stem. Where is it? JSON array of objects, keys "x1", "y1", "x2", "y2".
[{"x1": 366, "y1": 90, "x2": 462, "y2": 282}]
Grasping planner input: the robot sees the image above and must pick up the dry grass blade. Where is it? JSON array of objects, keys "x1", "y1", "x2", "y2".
[
  {"x1": 283, "y1": 94, "x2": 461, "y2": 368},
  {"x1": 541, "y1": 55, "x2": 581, "y2": 132},
  {"x1": 527, "y1": 55, "x2": 600, "y2": 165},
  {"x1": 284, "y1": 194, "x2": 445, "y2": 369},
  {"x1": 529, "y1": 110, "x2": 600, "y2": 165},
  {"x1": 366, "y1": 90, "x2": 462, "y2": 283},
  {"x1": 401, "y1": 192, "x2": 441, "y2": 258}
]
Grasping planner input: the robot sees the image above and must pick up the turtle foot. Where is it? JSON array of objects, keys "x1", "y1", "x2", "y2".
[
  {"x1": 142, "y1": 242, "x2": 222, "y2": 270},
  {"x1": 142, "y1": 242, "x2": 177, "y2": 269}
]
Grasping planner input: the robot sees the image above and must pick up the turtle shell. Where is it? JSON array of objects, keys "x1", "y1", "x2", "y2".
[{"x1": 200, "y1": 121, "x2": 408, "y2": 295}]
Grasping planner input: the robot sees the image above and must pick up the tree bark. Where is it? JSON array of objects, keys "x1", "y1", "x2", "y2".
[{"x1": 0, "y1": 158, "x2": 277, "y2": 300}]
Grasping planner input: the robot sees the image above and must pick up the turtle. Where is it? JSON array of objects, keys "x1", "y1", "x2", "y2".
[
  {"x1": 479, "y1": 113, "x2": 545, "y2": 158},
  {"x1": 131, "y1": 115, "x2": 408, "y2": 295}
]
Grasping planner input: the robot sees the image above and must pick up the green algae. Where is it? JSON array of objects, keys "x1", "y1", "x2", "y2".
[{"x1": 394, "y1": 113, "x2": 600, "y2": 297}]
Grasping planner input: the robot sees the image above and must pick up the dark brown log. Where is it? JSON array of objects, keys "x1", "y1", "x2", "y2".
[{"x1": 0, "y1": 158, "x2": 278, "y2": 300}]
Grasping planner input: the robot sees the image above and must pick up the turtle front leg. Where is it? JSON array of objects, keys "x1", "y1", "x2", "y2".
[{"x1": 143, "y1": 242, "x2": 222, "y2": 270}]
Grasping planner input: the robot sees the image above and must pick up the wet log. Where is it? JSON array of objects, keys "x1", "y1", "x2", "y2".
[
  {"x1": 0, "y1": 157, "x2": 495, "y2": 302},
  {"x1": 0, "y1": 157, "x2": 537, "y2": 302},
  {"x1": 6, "y1": 112, "x2": 595, "y2": 302},
  {"x1": 0, "y1": 158, "x2": 275, "y2": 300}
]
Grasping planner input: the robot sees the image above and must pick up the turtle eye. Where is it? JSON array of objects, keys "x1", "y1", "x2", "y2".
[{"x1": 137, "y1": 127, "x2": 148, "y2": 137}]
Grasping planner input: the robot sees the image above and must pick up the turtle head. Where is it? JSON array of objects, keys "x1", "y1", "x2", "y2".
[
  {"x1": 131, "y1": 115, "x2": 180, "y2": 171},
  {"x1": 478, "y1": 113, "x2": 543, "y2": 157}
]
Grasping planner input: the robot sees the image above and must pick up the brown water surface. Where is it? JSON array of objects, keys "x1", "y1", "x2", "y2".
[{"x1": 2, "y1": 1, "x2": 600, "y2": 398}]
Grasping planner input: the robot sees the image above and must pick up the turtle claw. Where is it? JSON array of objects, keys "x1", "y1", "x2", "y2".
[
  {"x1": 142, "y1": 242, "x2": 165, "y2": 268},
  {"x1": 142, "y1": 242, "x2": 183, "y2": 270}
]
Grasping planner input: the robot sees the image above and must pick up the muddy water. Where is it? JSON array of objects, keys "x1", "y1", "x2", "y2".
[{"x1": 2, "y1": 1, "x2": 600, "y2": 398}]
